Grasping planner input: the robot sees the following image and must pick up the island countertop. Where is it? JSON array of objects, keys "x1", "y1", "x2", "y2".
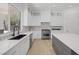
[
  {"x1": 51, "y1": 31, "x2": 79, "y2": 54},
  {"x1": 0, "y1": 31, "x2": 32, "y2": 55}
]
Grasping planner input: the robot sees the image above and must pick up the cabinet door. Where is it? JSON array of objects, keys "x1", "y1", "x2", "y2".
[
  {"x1": 28, "y1": 14, "x2": 40, "y2": 26},
  {"x1": 33, "y1": 31, "x2": 41, "y2": 39},
  {"x1": 0, "y1": 4, "x2": 8, "y2": 30},
  {"x1": 3, "y1": 46, "x2": 17, "y2": 55},
  {"x1": 14, "y1": 36, "x2": 30, "y2": 55},
  {"x1": 58, "y1": 41, "x2": 71, "y2": 55},
  {"x1": 52, "y1": 35, "x2": 71, "y2": 55}
]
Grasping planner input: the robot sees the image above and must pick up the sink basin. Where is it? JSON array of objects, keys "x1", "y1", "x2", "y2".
[{"x1": 9, "y1": 34, "x2": 26, "y2": 40}]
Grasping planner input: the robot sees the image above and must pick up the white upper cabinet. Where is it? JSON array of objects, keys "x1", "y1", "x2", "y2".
[
  {"x1": 28, "y1": 10, "x2": 51, "y2": 26},
  {"x1": 50, "y1": 10, "x2": 64, "y2": 26},
  {"x1": 40, "y1": 10, "x2": 50, "y2": 22},
  {"x1": 22, "y1": 4, "x2": 41, "y2": 26},
  {"x1": 28, "y1": 11, "x2": 41, "y2": 26}
]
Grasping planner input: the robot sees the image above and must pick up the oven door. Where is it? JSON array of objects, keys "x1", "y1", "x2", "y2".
[{"x1": 42, "y1": 29, "x2": 51, "y2": 39}]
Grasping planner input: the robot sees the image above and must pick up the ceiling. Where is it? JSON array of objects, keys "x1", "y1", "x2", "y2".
[{"x1": 27, "y1": 3, "x2": 79, "y2": 12}]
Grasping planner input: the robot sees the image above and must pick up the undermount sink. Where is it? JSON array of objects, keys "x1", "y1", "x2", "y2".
[{"x1": 9, "y1": 34, "x2": 26, "y2": 40}]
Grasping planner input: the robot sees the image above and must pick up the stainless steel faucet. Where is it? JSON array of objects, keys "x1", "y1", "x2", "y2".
[
  {"x1": 12, "y1": 26, "x2": 16, "y2": 36},
  {"x1": 17, "y1": 26, "x2": 20, "y2": 34},
  {"x1": 12, "y1": 25, "x2": 19, "y2": 36}
]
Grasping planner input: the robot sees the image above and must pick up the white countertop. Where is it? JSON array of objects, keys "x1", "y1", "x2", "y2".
[
  {"x1": 51, "y1": 31, "x2": 79, "y2": 54},
  {"x1": 0, "y1": 31, "x2": 32, "y2": 55}
]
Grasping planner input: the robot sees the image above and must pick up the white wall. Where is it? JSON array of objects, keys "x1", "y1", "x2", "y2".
[
  {"x1": 64, "y1": 7, "x2": 79, "y2": 34},
  {"x1": 0, "y1": 15, "x2": 5, "y2": 29},
  {"x1": 0, "y1": 3, "x2": 8, "y2": 14},
  {"x1": 0, "y1": 3, "x2": 8, "y2": 30}
]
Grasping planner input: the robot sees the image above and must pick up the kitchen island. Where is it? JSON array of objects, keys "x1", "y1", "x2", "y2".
[{"x1": 51, "y1": 31, "x2": 79, "y2": 55}]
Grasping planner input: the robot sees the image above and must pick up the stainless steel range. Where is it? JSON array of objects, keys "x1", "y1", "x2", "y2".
[{"x1": 41, "y1": 29, "x2": 51, "y2": 39}]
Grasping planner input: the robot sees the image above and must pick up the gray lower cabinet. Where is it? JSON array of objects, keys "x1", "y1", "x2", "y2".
[{"x1": 52, "y1": 35, "x2": 77, "y2": 55}]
